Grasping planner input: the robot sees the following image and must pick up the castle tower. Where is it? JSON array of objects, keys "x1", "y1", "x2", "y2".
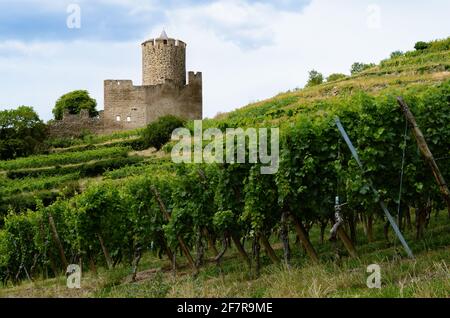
[{"x1": 141, "y1": 30, "x2": 187, "y2": 86}]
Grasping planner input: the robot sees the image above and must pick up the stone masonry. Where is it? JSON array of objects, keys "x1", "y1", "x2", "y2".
[{"x1": 49, "y1": 31, "x2": 202, "y2": 138}]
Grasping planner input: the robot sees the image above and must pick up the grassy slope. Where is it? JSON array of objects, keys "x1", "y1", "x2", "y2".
[{"x1": 0, "y1": 38, "x2": 449, "y2": 298}]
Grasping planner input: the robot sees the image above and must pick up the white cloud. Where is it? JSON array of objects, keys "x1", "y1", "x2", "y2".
[{"x1": 0, "y1": 0, "x2": 449, "y2": 121}]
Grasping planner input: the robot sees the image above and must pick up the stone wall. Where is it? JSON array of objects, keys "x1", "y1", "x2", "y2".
[
  {"x1": 48, "y1": 109, "x2": 123, "y2": 138},
  {"x1": 142, "y1": 38, "x2": 186, "y2": 86},
  {"x1": 103, "y1": 71, "x2": 202, "y2": 130}
]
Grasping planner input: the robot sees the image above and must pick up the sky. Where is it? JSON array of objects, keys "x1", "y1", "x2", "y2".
[{"x1": 0, "y1": 0, "x2": 449, "y2": 121}]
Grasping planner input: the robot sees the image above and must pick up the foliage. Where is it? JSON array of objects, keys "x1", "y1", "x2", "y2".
[
  {"x1": 0, "y1": 146, "x2": 129, "y2": 171},
  {"x1": 326, "y1": 73, "x2": 348, "y2": 82},
  {"x1": 306, "y1": 70, "x2": 324, "y2": 87},
  {"x1": 350, "y1": 62, "x2": 376, "y2": 75},
  {"x1": 0, "y1": 106, "x2": 48, "y2": 160},
  {"x1": 52, "y1": 90, "x2": 98, "y2": 120},
  {"x1": 390, "y1": 51, "x2": 404, "y2": 58},
  {"x1": 414, "y1": 41, "x2": 430, "y2": 51},
  {"x1": 141, "y1": 115, "x2": 186, "y2": 150},
  {"x1": 0, "y1": 38, "x2": 450, "y2": 285}
]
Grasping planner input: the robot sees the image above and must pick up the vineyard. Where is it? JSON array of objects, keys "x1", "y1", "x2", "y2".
[{"x1": 0, "y1": 38, "x2": 449, "y2": 297}]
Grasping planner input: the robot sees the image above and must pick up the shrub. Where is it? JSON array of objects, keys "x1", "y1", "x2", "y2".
[
  {"x1": 326, "y1": 73, "x2": 348, "y2": 82},
  {"x1": 141, "y1": 115, "x2": 185, "y2": 150},
  {"x1": 414, "y1": 41, "x2": 430, "y2": 51},
  {"x1": 306, "y1": 70, "x2": 324, "y2": 87},
  {"x1": 350, "y1": 62, "x2": 376, "y2": 75},
  {"x1": 390, "y1": 50, "x2": 404, "y2": 58}
]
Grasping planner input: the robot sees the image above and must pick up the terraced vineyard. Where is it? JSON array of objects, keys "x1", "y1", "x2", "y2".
[{"x1": 0, "y1": 37, "x2": 449, "y2": 298}]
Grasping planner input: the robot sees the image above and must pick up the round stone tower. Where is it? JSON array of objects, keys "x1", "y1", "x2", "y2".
[{"x1": 141, "y1": 30, "x2": 187, "y2": 87}]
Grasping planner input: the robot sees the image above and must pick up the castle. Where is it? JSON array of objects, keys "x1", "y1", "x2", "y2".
[{"x1": 49, "y1": 31, "x2": 203, "y2": 137}]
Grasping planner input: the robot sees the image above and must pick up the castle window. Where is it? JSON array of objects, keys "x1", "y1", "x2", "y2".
[
  {"x1": 163, "y1": 40, "x2": 167, "y2": 45},
  {"x1": 132, "y1": 107, "x2": 138, "y2": 111},
  {"x1": 116, "y1": 115, "x2": 121, "y2": 122},
  {"x1": 127, "y1": 116, "x2": 131, "y2": 122}
]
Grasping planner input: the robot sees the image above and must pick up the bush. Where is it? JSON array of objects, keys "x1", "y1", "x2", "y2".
[
  {"x1": 390, "y1": 50, "x2": 404, "y2": 58},
  {"x1": 350, "y1": 62, "x2": 376, "y2": 75},
  {"x1": 414, "y1": 41, "x2": 430, "y2": 51},
  {"x1": 326, "y1": 73, "x2": 347, "y2": 82},
  {"x1": 141, "y1": 115, "x2": 185, "y2": 150},
  {"x1": 306, "y1": 70, "x2": 324, "y2": 87}
]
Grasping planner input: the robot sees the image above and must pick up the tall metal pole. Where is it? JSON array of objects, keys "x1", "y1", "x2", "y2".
[{"x1": 335, "y1": 117, "x2": 415, "y2": 259}]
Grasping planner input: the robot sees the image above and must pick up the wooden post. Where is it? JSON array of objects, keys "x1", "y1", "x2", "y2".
[
  {"x1": 337, "y1": 228, "x2": 358, "y2": 258},
  {"x1": 260, "y1": 233, "x2": 280, "y2": 264},
  {"x1": 398, "y1": 97, "x2": 450, "y2": 218},
  {"x1": 97, "y1": 233, "x2": 113, "y2": 269},
  {"x1": 289, "y1": 214, "x2": 319, "y2": 263},
  {"x1": 151, "y1": 186, "x2": 199, "y2": 274},
  {"x1": 48, "y1": 213, "x2": 68, "y2": 270},
  {"x1": 231, "y1": 233, "x2": 252, "y2": 268}
]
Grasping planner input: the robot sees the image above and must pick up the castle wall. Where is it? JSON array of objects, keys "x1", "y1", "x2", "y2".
[
  {"x1": 144, "y1": 71, "x2": 202, "y2": 122},
  {"x1": 48, "y1": 110, "x2": 107, "y2": 138},
  {"x1": 103, "y1": 80, "x2": 148, "y2": 130},
  {"x1": 102, "y1": 72, "x2": 202, "y2": 131}
]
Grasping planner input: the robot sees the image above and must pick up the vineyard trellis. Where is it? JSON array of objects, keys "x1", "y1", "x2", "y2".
[{"x1": 0, "y1": 81, "x2": 449, "y2": 284}]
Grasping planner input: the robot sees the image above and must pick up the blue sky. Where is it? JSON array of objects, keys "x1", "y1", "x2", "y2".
[{"x1": 0, "y1": 0, "x2": 449, "y2": 120}]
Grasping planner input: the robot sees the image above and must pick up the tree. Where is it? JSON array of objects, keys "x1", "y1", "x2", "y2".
[
  {"x1": 306, "y1": 70, "x2": 324, "y2": 87},
  {"x1": 350, "y1": 62, "x2": 375, "y2": 75},
  {"x1": 52, "y1": 90, "x2": 98, "y2": 120},
  {"x1": 414, "y1": 41, "x2": 430, "y2": 51},
  {"x1": 390, "y1": 51, "x2": 404, "y2": 58},
  {"x1": 141, "y1": 115, "x2": 185, "y2": 150},
  {"x1": 0, "y1": 106, "x2": 48, "y2": 160},
  {"x1": 327, "y1": 73, "x2": 347, "y2": 82}
]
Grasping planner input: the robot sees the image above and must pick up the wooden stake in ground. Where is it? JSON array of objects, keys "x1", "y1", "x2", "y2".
[
  {"x1": 48, "y1": 213, "x2": 68, "y2": 270},
  {"x1": 151, "y1": 186, "x2": 199, "y2": 274},
  {"x1": 97, "y1": 233, "x2": 113, "y2": 269},
  {"x1": 397, "y1": 97, "x2": 450, "y2": 219},
  {"x1": 289, "y1": 214, "x2": 320, "y2": 263}
]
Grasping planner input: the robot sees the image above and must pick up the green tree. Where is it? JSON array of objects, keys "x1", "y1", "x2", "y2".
[
  {"x1": 306, "y1": 70, "x2": 324, "y2": 87},
  {"x1": 414, "y1": 41, "x2": 430, "y2": 51},
  {"x1": 390, "y1": 50, "x2": 404, "y2": 58},
  {"x1": 52, "y1": 90, "x2": 97, "y2": 120},
  {"x1": 327, "y1": 73, "x2": 348, "y2": 82},
  {"x1": 141, "y1": 115, "x2": 185, "y2": 150},
  {"x1": 0, "y1": 106, "x2": 47, "y2": 160},
  {"x1": 350, "y1": 62, "x2": 375, "y2": 75}
]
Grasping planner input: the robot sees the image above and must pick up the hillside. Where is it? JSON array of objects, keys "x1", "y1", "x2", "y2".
[{"x1": 0, "y1": 37, "x2": 449, "y2": 298}]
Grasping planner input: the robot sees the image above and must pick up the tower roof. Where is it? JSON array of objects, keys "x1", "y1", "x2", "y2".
[{"x1": 158, "y1": 30, "x2": 168, "y2": 40}]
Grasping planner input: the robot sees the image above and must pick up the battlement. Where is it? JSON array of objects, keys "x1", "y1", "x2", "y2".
[
  {"x1": 188, "y1": 72, "x2": 202, "y2": 85},
  {"x1": 142, "y1": 38, "x2": 186, "y2": 48},
  {"x1": 104, "y1": 80, "x2": 134, "y2": 88}
]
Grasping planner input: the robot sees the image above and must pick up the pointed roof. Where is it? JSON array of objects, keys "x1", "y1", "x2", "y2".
[{"x1": 159, "y1": 29, "x2": 168, "y2": 40}]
